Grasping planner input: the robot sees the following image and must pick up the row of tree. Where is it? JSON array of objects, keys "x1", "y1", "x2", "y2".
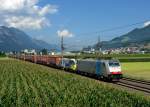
[{"x1": 0, "y1": 52, "x2": 6, "y2": 57}]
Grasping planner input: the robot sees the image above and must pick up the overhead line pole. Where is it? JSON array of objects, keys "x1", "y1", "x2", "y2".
[{"x1": 61, "y1": 36, "x2": 64, "y2": 64}]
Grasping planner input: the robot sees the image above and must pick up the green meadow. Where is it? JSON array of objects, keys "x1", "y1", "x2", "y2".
[{"x1": 121, "y1": 62, "x2": 150, "y2": 81}]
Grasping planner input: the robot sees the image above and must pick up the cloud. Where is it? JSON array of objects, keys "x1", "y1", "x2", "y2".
[
  {"x1": 0, "y1": 0, "x2": 38, "y2": 12},
  {"x1": 57, "y1": 29, "x2": 73, "y2": 38},
  {"x1": 5, "y1": 16, "x2": 50, "y2": 29},
  {"x1": 0, "y1": 0, "x2": 58, "y2": 30},
  {"x1": 144, "y1": 21, "x2": 150, "y2": 27},
  {"x1": 32, "y1": 4, "x2": 58, "y2": 16}
]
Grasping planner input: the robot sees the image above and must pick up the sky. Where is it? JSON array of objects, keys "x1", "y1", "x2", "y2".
[{"x1": 0, "y1": 0, "x2": 150, "y2": 50}]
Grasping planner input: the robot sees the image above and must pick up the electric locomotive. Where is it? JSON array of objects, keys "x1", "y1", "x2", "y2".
[
  {"x1": 77, "y1": 59, "x2": 122, "y2": 80},
  {"x1": 59, "y1": 58, "x2": 77, "y2": 71}
]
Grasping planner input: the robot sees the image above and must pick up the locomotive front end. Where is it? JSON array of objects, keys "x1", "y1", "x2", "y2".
[{"x1": 107, "y1": 60, "x2": 122, "y2": 80}]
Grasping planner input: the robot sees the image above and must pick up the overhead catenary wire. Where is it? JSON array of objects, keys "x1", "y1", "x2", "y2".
[
  {"x1": 59, "y1": 18, "x2": 150, "y2": 51},
  {"x1": 74, "y1": 19, "x2": 150, "y2": 37}
]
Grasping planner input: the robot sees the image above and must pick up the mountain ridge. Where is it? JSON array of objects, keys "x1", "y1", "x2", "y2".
[
  {"x1": 100, "y1": 25, "x2": 150, "y2": 49},
  {"x1": 0, "y1": 26, "x2": 59, "y2": 52}
]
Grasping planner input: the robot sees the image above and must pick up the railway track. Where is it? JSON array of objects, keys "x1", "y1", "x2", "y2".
[
  {"x1": 115, "y1": 77, "x2": 150, "y2": 94},
  {"x1": 122, "y1": 77, "x2": 150, "y2": 85}
]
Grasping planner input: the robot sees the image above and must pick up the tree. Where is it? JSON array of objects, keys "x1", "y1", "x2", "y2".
[
  {"x1": 41, "y1": 49, "x2": 48, "y2": 55},
  {"x1": 0, "y1": 51, "x2": 6, "y2": 57}
]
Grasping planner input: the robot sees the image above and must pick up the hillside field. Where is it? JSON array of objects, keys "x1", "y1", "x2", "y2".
[
  {"x1": 121, "y1": 62, "x2": 150, "y2": 81},
  {"x1": 0, "y1": 59, "x2": 150, "y2": 107}
]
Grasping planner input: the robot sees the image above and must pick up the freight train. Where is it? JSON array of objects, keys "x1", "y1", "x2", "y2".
[{"x1": 10, "y1": 55, "x2": 122, "y2": 81}]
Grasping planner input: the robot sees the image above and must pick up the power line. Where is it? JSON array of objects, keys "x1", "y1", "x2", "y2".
[
  {"x1": 75, "y1": 19, "x2": 150, "y2": 36},
  {"x1": 59, "y1": 19, "x2": 150, "y2": 51}
]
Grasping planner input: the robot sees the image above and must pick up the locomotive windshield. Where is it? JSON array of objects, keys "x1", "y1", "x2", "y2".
[
  {"x1": 69, "y1": 60, "x2": 75, "y2": 65},
  {"x1": 109, "y1": 62, "x2": 120, "y2": 67}
]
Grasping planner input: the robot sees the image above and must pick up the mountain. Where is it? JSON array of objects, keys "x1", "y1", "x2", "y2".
[
  {"x1": 100, "y1": 25, "x2": 150, "y2": 49},
  {"x1": 0, "y1": 26, "x2": 59, "y2": 52},
  {"x1": 32, "y1": 39, "x2": 60, "y2": 51}
]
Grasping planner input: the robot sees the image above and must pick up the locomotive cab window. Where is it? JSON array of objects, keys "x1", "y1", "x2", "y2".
[
  {"x1": 69, "y1": 60, "x2": 75, "y2": 65},
  {"x1": 109, "y1": 62, "x2": 120, "y2": 67}
]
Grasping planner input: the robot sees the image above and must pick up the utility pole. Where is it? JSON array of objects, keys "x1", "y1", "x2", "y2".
[
  {"x1": 98, "y1": 36, "x2": 100, "y2": 44},
  {"x1": 96, "y1": 35, "x2": 101, "y2": 52},
  {"x1": 61, "y1": 36, "x2": 64, "y2": 64},
  {"x1": 98, "y1": 35, "x2": 101, "y2": 52}
]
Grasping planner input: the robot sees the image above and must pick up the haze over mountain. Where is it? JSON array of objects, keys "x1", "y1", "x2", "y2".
[
  {"x1": 0, "y1": 26, "x2": 59, "y2": 52},
  {"x1": 0, "y1": 24, "x2": 150, "y2": 52},
  {"x1": 95, "y1": 24, "x2": 150, "y2": 49}
]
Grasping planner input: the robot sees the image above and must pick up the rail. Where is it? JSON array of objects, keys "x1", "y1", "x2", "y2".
[{"x1": 115, "y1": 77, "x2": 150, "y2": 94}]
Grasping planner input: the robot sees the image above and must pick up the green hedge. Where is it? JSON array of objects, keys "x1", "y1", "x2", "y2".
[
  {"x1": 65, "y1": 54, "x2": 150, "y2": 59},
  {"x1": 0, "y1": 54, "x2": 6, "y2": 57},
  {"x1": 119, "y1": 58, "x2": 150, "y2": 62},
  {"x1": 65, "y1": 54, "x2": 150, "y2": 62}
]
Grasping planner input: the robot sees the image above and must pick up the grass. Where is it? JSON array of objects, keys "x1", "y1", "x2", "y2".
[
  {"x1": 0, "y1": 57, "x2": 9, "y2": 60},
  {"x1": 0, "y1": 59, "x2": 150, "y2": 107},
  {"x1": 121, "y1": 62, "x2": 150, "y2": 81}
]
